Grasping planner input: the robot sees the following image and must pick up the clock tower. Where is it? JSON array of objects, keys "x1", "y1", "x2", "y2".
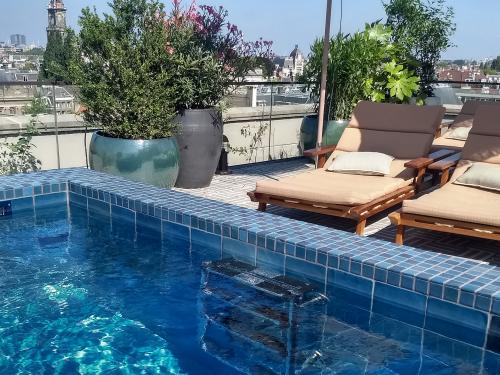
[{"x1": 47, "y1": 0, "x2": 67, "y2": 40}]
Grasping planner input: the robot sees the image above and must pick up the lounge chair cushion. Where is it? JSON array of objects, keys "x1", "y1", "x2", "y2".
[
  {"x1": 255, "y1": 160, "x2": 414, "y2": 206},
  {"x1": 453, "y1": 163, "x2": 500, "y2": 192},
  {"x1": 430, "y1": 136, "x2": 465, "y2": 152},
  {"x1": 327, "y1": 152, "x2": 394, "y2": 176},
  {"x1": 402, "y1": 182, "x2": 500, "y2": 227},
  {"x1": 444, "y1": 126, "x2": 471, "y2": 141}
]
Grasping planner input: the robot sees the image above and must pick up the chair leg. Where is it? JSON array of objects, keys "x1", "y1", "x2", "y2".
[
  {"x1": 355, "y1": 219, "x2": 366, "y2": 235},
  {"x1": 395, "y1": 225, "x2": 405, "y2": 245},
  {"x1": 258, "y1": 202, "x2": 267, "y2": 212}
]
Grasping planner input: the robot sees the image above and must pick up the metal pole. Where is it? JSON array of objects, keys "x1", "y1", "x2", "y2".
[
  {"x1": 52, "y1": 83, "x2": 61, "y2": 169},
  {"x1": 316, "y1": 0, "x2": 332, "y2": 165},
  {"x1": 268, "y1": 81, "x2": 273, "y2": 160}
]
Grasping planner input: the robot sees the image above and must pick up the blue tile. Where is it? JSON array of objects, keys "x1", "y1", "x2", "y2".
[
  {"x1": 387, "y1": 270, "x2": 401, "y2": 286},
  {"x1": 256, "y1": 247, "x2": 284, "y2": 274},
  {"x1": 247, "y1": 231, "x2": 256, "y2": 245},
  {"x1": 415, "y1": 277, "x2": 428, "y2": 294},
  {"x1": 373, "y1": 283, "x2": 426, "y2": 327},
  {"x1": 362, "y1": 264, "x2": 374, "y2": 279},
  {"x1": 295, "y1": 245, "x2": 306, "y2": 259},
  {"x1": 429, "y1": 282, "x2": 443, "y2": 298},
  {"x1": 459, "y1": 291, "x2": 475, "y2": 307},
  {"x1": 11, "y1": 197, "x2": 33, "y2": 214},
  {"x1": 285, "y1": 243, "x2": 295, "y2": 256},
  {"x1": 285, "y1": 256, "x2": 325, "y2": 290},
  {"x1": 265, "y1": 236, "x2": 275, "y2": 251},
  {"x1": 162, "y1": 221, "x2": 190, "y2": 242},
  {"x1": 423, "y1": 330, "x2": 483, "y2": 368},
  {"x1": 425, "y1": 297, "x2": 487, "y2": 347},
  {"x1": 401, "y1": 274, "x2": 414, "y2": 290},
  {"x1": 475, "y1": 294, "x2": 492, "y2": 312},
  {"x1": 317, "y1": 252, "x2": 327, "y2": 266},
  {"x1": 136, "y1": 213, "x2": 161, "y2": 240},
  {"x1": 34, "y1": 192, "x2": 67, "y2": 210},
  {"x1": 222, "y1": 237, "x2": 256, "y2": 265},
  {"x1": 87, "y1": 197, "x2": 110, "y2": 217},
  {"x1": 443, "y1": 285, "x2": 459, "y2": 303},
  {"x1": 374, "y1": 267, "x2": 387, "y2": 282},
  {"x1": 493, "y1": 295, "x2": 500, "y2": 315},
  {"x1": 191, "y1": 228, "x2": 221, "y2": 252},
  {"x1": 487, "y1": 315, "x2": 500, "y2": 355},
  {"x1": 69, "y1": 192, "x2": 87, "y2": 209},
  {"x1": 327, "y1": 269, "x2": 373, "y2": 310}
]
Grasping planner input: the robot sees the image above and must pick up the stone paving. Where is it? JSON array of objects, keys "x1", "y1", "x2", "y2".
[{"x1": 175, "y1": 158, "x2": 500, "y2": 266}]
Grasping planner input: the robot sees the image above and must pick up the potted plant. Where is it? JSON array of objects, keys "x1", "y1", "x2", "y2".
[
  {"x1": 300, "y1": 23, "x2": 419, "y2": 153},
  {"x1": 71, "y1": 0, "x2": 180, "y2": 188},
  {"x1": 164, "y1": 2, "x2": 273, "y2": 188}
]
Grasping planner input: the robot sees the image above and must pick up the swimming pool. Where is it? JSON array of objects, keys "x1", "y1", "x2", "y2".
[{"x1": 1, "y1": 186, "x2": 499, "y2": 374}]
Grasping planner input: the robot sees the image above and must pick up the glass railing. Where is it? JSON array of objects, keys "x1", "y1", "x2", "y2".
[
  {"x1": 1, "y1": 79, "x2": 499, "y2": 171},
  {"x1": 432, "y1": 80, "x2": 500, "y2": 105}
]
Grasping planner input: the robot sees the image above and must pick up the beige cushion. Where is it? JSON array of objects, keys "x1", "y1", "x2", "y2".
[
  {"x1": 327, "y1": 152, "x2": 394, "y2": 176},
  {"x1": 444, "y1": 126, "x2": 471, "y2": 141},
  {"x1": 449, "y1": 114, "x2": 473, "y2": 130},
  {"x1": 256, "y1": 160, "x2": 414, "y2": 206},
  {"x1": 337, "y1": 128, "x2": 434, "y2": 159},
  {"x1": 349, "y1": 101, "x2": 445, "y2": 134},
  {"x1": 334, "y1": 101, "x2": 445, "y2": 160},
  {"x1": 431, "y1": 136, "x2": 465, "y2": 152},
  {"x1": 402, "y1": 182, "x2": 500, "y2": 227},
  {"x1": 462, "y1": 134, "x2": 500, "y2": 164},
  {"x1": 453, "y1": 163, "x2": 500, "y2": 192}
]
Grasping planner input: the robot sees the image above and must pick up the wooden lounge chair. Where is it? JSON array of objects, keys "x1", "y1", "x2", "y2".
[
  {"x1": 390, "y1": 105, "x2": 500, "y2": 244},
  {"x1": 248, "y1": 101, "x2": 447, "y2": 235},
  {"x1": 432, "y1": 100, "x2": 500, "y2": 152}
]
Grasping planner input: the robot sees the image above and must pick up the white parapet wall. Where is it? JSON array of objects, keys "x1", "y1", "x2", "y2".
[{"x1": 0, "y1": 104, "x2": 314, "y2": 171}]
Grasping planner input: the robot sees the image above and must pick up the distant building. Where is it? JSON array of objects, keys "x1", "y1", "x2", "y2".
[
  {"x1": 274, "y1": 45, "x2": 307, "y2": 81},
  {"x1": 10, "y1": 34, "x2": 26, "y2": 47},
  {"x1": 47, "y1": 0, "x2": 67, "y2": 40},
  {"x1": 438, "y1": 68, "x2": 486, "y2": 82}
]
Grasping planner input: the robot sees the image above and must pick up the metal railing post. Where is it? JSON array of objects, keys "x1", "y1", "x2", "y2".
[
  {"x1": 268, "y1": 81, "x2": 273, "y2": 160},
  {"x1": 52, "y1": 83, "x2": 61, "y2": 169}
]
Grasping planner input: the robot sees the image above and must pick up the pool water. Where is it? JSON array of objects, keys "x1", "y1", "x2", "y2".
[{"x1": 0, "y1": 203, "x2": 498, "y2": 374}]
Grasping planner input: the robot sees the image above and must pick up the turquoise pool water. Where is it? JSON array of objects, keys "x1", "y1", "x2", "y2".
[{"x1": 0, "y1": 202, "x2": 498, "y2": 374}]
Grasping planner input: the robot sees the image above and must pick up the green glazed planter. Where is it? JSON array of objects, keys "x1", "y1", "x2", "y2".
[
  {"x1": 89, "y1": 131, "x2": 180, "y2": 188},
  {"x1": 299, "y1": 115, "x2": 349, "y2": 156}
]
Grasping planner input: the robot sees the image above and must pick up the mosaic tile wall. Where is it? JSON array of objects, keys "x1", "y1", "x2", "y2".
[{"x1": 0, "y1": 167, "x2": 499, "y2": 357}]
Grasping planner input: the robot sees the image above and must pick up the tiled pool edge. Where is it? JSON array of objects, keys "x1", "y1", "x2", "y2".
[{"x1": 0, "y1": 167, "x2": 499, "y2": 356}]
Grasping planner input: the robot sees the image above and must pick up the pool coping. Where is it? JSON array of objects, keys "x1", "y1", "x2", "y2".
[{"x1": 1, "y1": 167, "x2": 499, "y2": 355}]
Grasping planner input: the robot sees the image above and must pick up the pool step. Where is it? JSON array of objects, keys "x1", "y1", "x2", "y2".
[{"x1": 200, "y1": 258, "x2": 327, "y2": 375}]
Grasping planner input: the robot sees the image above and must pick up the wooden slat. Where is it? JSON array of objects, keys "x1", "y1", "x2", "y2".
[{"x1": 399, "y1": 213, "x2": 500, "y2": 241}]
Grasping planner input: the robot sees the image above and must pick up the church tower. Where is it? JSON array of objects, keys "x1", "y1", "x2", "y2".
[{"x1": 47, "y1": 0, "x2": 67, "y2": 40}]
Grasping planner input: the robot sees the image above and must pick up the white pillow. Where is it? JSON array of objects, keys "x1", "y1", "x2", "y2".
[
  {"x1": 327, "y1": 152, "x2": 394, "y2": 176},
  {"x1": 444, "y1": 126, "x2": 471, "y2": 141},
  {"x1": 453, "y1": 163, "x2": 500, "y2": 192}
]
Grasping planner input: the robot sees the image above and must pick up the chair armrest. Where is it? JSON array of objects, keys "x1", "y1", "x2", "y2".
[
  {"x1": 404, "y1": 149, "x2": 456, "y2": 170},
  {"x1": 428, "y1": 152, "x2": 462, "y2": 172},
  {"x1": 303, "y1": 145, "x2": 337, "y2": 157}
]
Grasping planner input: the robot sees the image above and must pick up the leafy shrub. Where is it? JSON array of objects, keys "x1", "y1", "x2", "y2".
[
  {"x1": 71, "y1": 0, "x2": 179, "y2": 140},
  {"x1": 164, "y1": 1, "x2": 274, "y2": 111},
  {"x1": 302, "y1": 23, "x2": 419, "y2": 121}
]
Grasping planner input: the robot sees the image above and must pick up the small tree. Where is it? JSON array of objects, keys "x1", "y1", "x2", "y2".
[
  {"x1": 41, "y1": 29, "x2": 77, "y2": 83},
  {"x1": 384, "y1": 0, "x2": 455, "y2": 97},
  {"x1": 71, "y1": 0, "x2": 178, "y2": 140}
]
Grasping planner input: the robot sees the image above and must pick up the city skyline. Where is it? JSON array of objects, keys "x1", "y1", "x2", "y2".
[{"x1": 0, "y1": 0, "x2": 499, "y2": 59}]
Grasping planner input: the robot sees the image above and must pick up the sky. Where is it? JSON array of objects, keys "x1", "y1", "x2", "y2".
[{"x1": 0, "y1": 0, "x2": 499, "y2": 60}]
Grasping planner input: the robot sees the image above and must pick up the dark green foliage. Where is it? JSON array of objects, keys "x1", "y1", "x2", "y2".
[
  {"x1": 301, "y1": 23, "x2": 419, "y2": 120},
  {"x1": 41, "y1": 29, "x2": 77, "y2": 83},
  {"x1": 384, "y1": 0, "x2": 456, "y2": 96},
  {"x1": 71, "y1": 0, "x2": 178, "y2": 140}
]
